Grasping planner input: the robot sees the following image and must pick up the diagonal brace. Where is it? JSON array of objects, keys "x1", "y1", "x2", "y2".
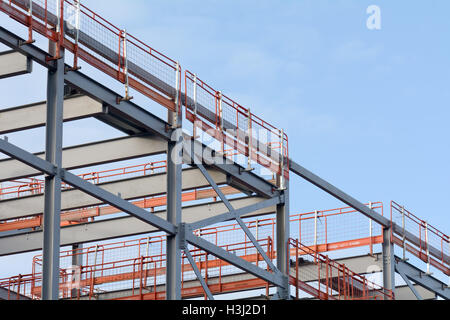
[
  {"x1": 189, "y1": 196, "x2": 282, "y2": 230},
  {"x1": 395, "y1": 264, "x2": 423, "y2": 300},
  {"x1": 0, "y1": 139, "x2": 176, "y2": 235},
  {"x1": 195, "y1": 162, "x2": 280, "y2": 275},
  {"x1": 185, "y1": 231, "x2": 285, "y2": 288},
  {"x1": 184, "y1": 248, "x2": 214, "y2": 300}
]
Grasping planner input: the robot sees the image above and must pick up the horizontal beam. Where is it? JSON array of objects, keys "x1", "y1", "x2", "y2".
[
  {"x1": 289, "y1": 159, "x2": 390, "y2": 227},
  {"x1": 60, "y1": 169, "x2": 176, "y2": 235},
  {"x1": 0, "y1": 168, "x2": 227, "y2": 221},
  {"x1": 395, "y1": 257, "x2": 450, "y2": 300},
  {"x1": 64, "y1": 70, "x2": 172, "y2": 140},
  {"x1": 0, "y1": 95, "x2": 103, "y2": 135},
  {"x1": 185, "y1": 231, "x2": 285, "y2": 288},
  {"x1": 0, "y1": 27, "x2": 54, "y2": 69},
  {"x1": 0, "y1": 196, "x2": 274, "y2": 256},
  {"x1": 0, "y1": 135, "x2": 167, "y2": 182},
  {"x1": 0, "y1": 50, "x2": 31, "y2": 79}
]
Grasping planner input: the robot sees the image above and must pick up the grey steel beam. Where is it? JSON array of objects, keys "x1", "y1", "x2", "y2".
[
  {"x1": 184, "y1": 248, "x2": 214, "y2": 300},
  {"x1": 289, "y1": 159, "x2": 390, "y2": 228},
  {"x1": 395, "y1": 257, "x2": 450, "y2": 300},
  {"x1": 382, "y1": 228, "x2": 396, "y2": 299},
  {"x1": 290, "y1": 160, "x2": 450, "y2": 267},
  {"x1": 0, "y1": 95, "x2": 103, "y2": 135},
  {"x1": 59, "y1": 169, "x2": 176, "y2": 235},
  {"x1": 0, "y1": 287, "x2": 31, "y2": 300},
  {"x1": 0, "y1": 196, "x2": 274, "y2": 256},
  {"x1": 64, "y1": 70, "x2": 172, "y2": 141},
  {"x1": 395, "y1": 264, "x2": 423, "y2": 300},
  {"x1": 0, "y1": 168, "x2": 227, "y2": 221},
  {"x1": 0, "y1": 26, "x2": 55, "y2": 69},
  {"x1": 0, "y1": 137, "x2": 176, "y2": 235},
  {"x1": 0, "y1": 50, "x2": 31, "y2": 79},
  {"x1": 185, "y1": 231, "x2": 285, "y2": 288},
  {"x1": 41, "y1": 44, "x2": 64, "y2": 301},
  {"x1": 194, "y1": 161, "x2": 279, "y2": 274},
  {"x1": 189, "y1": 196, "x2": 282, "y2": 230},
  {"x1": 0, "y1": 135, "x2": 167, "y2": 182}
]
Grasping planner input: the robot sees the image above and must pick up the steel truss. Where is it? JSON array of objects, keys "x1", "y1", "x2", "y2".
[{"x1": 0, "y1": 4, "x2": 449, "y2": 300}]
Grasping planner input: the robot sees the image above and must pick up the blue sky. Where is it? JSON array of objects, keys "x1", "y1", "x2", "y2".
[
  {"x1": 0, "y1": 1, "x2": 449, "y2": 280},
  {"x1": 77, "y1": 0, "x2": 450, "y2": 229}
]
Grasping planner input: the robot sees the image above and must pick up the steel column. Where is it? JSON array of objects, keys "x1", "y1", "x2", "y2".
[
  {"x1": 276, "y1": 179, "x2": 290, "y2": 299},
  {"x1": 42, "y1": 43, "x2": 65, "y2": 301},
  {"x1": 166, "y1": 70, "x2": 183, "y2": 300},
  {"x1": 382, "y1": 227, "x2": 396, "y2": 300}
]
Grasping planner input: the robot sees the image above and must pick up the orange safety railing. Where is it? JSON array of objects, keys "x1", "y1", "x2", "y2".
[
  {"x1": 185, "y1": 71, "x2": 289, "y2": 179},
  {"x1": 391, "y1": 201, "x2": 450, "y2": 276},
  {"x1": 289, "y1": 239, "x2": 393, "y2": 300},
  {"x1": 0, "y1": 0, "x2": 289, "y2": 178},
  {"x1": 1, "y1": 235, "x2": 393, "y2": 300},
  {"x1": 0, "y1": 161, "x2": 167, "y2": 201}
]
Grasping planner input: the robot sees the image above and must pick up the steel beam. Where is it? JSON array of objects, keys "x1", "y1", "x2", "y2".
[
  {"x1": 184, "y1": 248, "x2": 214, "y2": 300},
  {"x1": 395, "y1": 264, "x2": 423, "y2": 300},
  {"x1": 0, "y1": 135, "x2": 167, "y2": 182},
  {"x1": 0, "y1": 168, "x2": 227, "y2": 221},
  {"x1": 41, "y1": 44, "x2": 64, "y2": 301},
  {"x1": 185, "y1": 231, "x2": 285, "y2": 287},
  {"x1": 395, "y1": 257, "x2": 450, "y2": 300},
  {"x1": 0, "y1": 95, "x2": 103, "y2": 135},
  {"x1": 289, "y1": 160, "x2": 390, "y2": 227},
  {"x1": 0, "y1": 50, "x2": 31, "y2": 79},
  {"x1": 189, "y1": 196, "x2": 282, "y2": 230},
  {"x1": 0, "y1": 196, "x2": 274, "y2": 256},
  {"x1": 60, "y1": 170, "x2": 176, "y2": 235},
  {"x1": 0, "y1": 26, "x2": 55, "y2": 69}
]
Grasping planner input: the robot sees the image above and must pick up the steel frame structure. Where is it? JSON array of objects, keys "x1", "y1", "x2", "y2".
[{"x1": 0, "y1": 0, "x2": 448, "y2": 301}]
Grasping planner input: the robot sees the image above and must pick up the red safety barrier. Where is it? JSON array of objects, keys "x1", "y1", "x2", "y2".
[
  {"x1": 391, "y1": 201, "x2": 450, "y2": 276},
  {"x1": 0, "y1": 0, "x2": 289, "y2": 178}
]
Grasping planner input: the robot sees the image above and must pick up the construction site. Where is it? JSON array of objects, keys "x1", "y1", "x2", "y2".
[{"x1": 0, "y1": 0, "x2": 449, "y2": 302}]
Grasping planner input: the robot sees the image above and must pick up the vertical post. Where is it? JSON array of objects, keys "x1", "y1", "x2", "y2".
[
  {"x1": 402, "y1": 206, "x2": 406, "y2": 260},
  {"x1": 247, "y1": 108, "x2": 253, "y2": 171},
  {"x1": 71, "y1": 243, "x2": 82, "y2": 299},
  {"x1": 276, "y1": 177, "x2": 290, "y2": 300},
  {"x1": 42, "y1": 40, "x2": 65, "y2": 300},
  {"x1": 166, "y1": 63, "x2": 182, "y2": 300},
  {"x1": 425, "y1": 221, "x2": 431, "y2": 275},
  {"x1": 382, "y1": 227, "x2": 395, "y2": 300},
  {"x1": 314, "y1": 210, "x2": 318, "y2": 251},
  {"x1": 193, "y1": 73, "x2": 198, "y2": 139},
  {"x1": 369, "y1": 202, "x2": 373, "y2": 256}
]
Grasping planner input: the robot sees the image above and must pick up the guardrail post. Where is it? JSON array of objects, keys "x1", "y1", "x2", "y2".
[
  {"x1": 425, "y1": 221, "x2": 432, "y2": 275},
  {"x1": 314, "y1": 210, "x2": 318, "y2": 252},
  {"x1": 193, "y1": 73, "x2": 198, "y2": 138},
  {"x1": 369, "y1": 202, "x2": 373, "y2": 256},
  {"x1": 402, "y1": 206, "x2": 407, "y2": 261}
]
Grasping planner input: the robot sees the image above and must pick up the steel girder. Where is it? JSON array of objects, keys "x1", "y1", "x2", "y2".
[{"x1": 395, "y1": 257, "x2": 450, "y2": 300}]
